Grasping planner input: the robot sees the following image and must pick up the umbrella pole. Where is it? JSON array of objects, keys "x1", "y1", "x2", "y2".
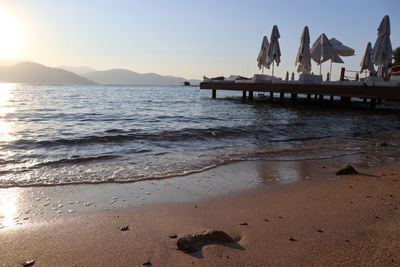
[
  {"x1": 262, "y1": 66, "x2": 264, "y2": 75},
  {"x1": 319, "y1": 63, "x2": 322, "y2": 75},
  {"x1": 272, "y1": 61, "x2": 274, "y2": 77},
  {"x1": 330, "y1": 61, "x2": 333, "y2": 79}
]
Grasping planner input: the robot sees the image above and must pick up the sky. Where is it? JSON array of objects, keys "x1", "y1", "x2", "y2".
[{"x1": 0, "y1": 0, "x2": 399, "y2": 80}]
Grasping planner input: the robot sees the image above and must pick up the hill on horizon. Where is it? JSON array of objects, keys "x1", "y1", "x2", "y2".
[
  {"x1": 0, "y1": 62, "x2": 96, "y2": 85},
  {"x1": 82, "y1": 69, "x2": 199, "y2": 86},
  {"x1": 0, "y1": 61, "x2": 200, "y2": 86},
  {"x1": 58, "y1": 66, "x2": 96, "y2": 75}
]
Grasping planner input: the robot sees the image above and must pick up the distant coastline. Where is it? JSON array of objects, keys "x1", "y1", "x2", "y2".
[{"x1": 0, "y1": 61, "x2": 200, "y2": 86}]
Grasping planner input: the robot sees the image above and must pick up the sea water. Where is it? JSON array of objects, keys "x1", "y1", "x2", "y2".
[{"x1": 0, "y1": 83, "x2": 399, "y2": 187}]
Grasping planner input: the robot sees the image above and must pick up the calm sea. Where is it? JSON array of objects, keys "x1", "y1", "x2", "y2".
[{"x1": 0, "y1": 83, "x2": 399, "y2": 187}]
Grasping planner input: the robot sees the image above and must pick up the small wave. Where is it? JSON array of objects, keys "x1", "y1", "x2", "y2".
[
  {"x1": 0, "y1": 163, "x2": 220, "y2": 188},
  {"x1": 8, "y1": 126, "x2": 253, "y2": 148},
  {"x1": 269, "y1": 135, "x2": 334, "y2": 142},
  {"x1": 25, "y1": 155, "x2": 120, "y2": 170},
  {"x1": 8, "y1": 125, "x2": 336, "y2": 149},
  {"x1": 0, "y1": 149, "x2": 365, "y2": 188}
]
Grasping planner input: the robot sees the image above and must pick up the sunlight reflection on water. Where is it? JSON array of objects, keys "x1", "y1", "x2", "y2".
[
  {"x1": 0, "y1": 188, "x2": 18, "y2": 227},
  {"x1": 0, "y1": 83, "x2": 16, "y2": 142}
]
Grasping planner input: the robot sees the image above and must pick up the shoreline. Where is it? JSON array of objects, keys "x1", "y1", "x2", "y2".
[
  {"x1": 1, "y1": 145, "x2": 397, "y2": 226},
  {"x1": 1, "y1": 153, "x2": 400, "y2": 265}
]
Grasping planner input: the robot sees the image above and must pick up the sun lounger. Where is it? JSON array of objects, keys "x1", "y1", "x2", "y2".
[
  {"x1": 375, "y1": 80, "x2": 400, "y2": 87},
  {"x1": 298, "y1": 74, "x2": 323, "y2": 84},
  {"x1": 203, "y1": 80, "x2": 235, "y2": 83},
  {"x1": 234, "y1": 80, "x2": 257, "y2": 84},
  {"x1": 321, "y1": 81, "x2": 364, "y2": 86},
  {"x1": 272, "y1": 80, "x2": 301, "y2": 84},
  {"x1": 252, "y1": 74, "x2": 281, "y2": 83}
]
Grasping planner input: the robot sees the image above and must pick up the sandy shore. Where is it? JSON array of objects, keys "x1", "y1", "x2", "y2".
[{"x1": 1, "y1": 156, "x2": 400, "y2": 266}]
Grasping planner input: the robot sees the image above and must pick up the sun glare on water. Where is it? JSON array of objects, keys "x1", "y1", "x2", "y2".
[{"x1": 0, "y1": 11, "x2": 23, "y2": 60}]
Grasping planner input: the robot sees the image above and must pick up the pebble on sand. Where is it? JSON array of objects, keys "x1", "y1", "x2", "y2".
[
  {"x1": 22, "y1": 260, "x2": 35, "y2": 267},
  {"x1": 169, "y1": 234, "x2": 178, "y2": 239},
  {"x1": 120, "y1": 225, "x2": 129, "y2": 231}
]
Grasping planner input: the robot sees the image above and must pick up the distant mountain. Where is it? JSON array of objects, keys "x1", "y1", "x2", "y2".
[
  {"x1": 0, "y1": 62, "x2": 96, "y2": 85},
  {"x1": 58, "y1": 66, "x2": 96, "y2": 75},
  {"x1": 82, "y1": 69, "x2": 199, "y2": 86},
  {"x1": 0, "y1": 60, "x2": 23, "y2": 67}
]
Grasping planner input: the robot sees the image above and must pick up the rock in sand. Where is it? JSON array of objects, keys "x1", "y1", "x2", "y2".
[
  {"x1": 177, "y1": 230, "x2": 236, "y2": 253},
  {"x1": 335, "y1": 164, "x2": 359, "y2": 175}
]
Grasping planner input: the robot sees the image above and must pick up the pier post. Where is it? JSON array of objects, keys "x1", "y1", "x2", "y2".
[
  {"x1": 370, "y1": 98, "x2": 376, "y2": 109},
  {"x1": 330, "y1": 96, "x2": 334, "y2": 102},
  {"x1": 242, "y1": 91, "x2": 247, "y2": 100},
  {"x1": 270, "y1": 92, "x2": 274, "y2": 99},
  {"x1": 307, "y1": 94, "x2": 311, "y2": 101},
  {"x1": 340, "y1": 67, "x2": 345, "y2": 81},
  {"x1": 212, "y1": 89, "x2": 216, "y2": 99},
  {"x1": 291, "y1": 93, "x2": 297, "y2": 101},
  {"x1": 280, "y1": 93, "x2": 284, "y2": 100},
  {"x1": 319, "y1": 95, "x2": 324, "y2": 101},
  {"x1": 248, "y1": 91, "x2": 254, "y2": 101},
  {"x1": 340, "y1": 96, "x2": 351, "y2": 104},
  {"x1": 340, "y1": 68, "x2": 346, "y2": 81}
]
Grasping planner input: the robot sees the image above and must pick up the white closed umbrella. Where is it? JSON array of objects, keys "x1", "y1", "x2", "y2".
[
  {"x1": 329, "y1": 38, "x2": 354, "y2": 76},
  {"x1": 257, "y1": 36, "x2": 269, "y2": 74},
  {"x1": 311, "y1": 33, "x2": 343, "y2": 75},
  {"x1": 330, "y1": 38, "x2": 355, "y2": 56},
  {"x1": 372, "y1": 15, "x2": 392, "y2": 76},
  {"x1": 266, "y1": 25, "x2": 281, "y2": 77},
  {"x1": 360, "y1": 42, "x2": 375, "y2": 75},
  {"x1": 295, "y1": 26, "x2": 312, "y2": 74}
]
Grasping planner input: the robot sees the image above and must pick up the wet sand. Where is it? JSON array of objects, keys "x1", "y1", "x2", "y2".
[{"x1": 1, "y1": 156, "x2": 400, "y2": 266}]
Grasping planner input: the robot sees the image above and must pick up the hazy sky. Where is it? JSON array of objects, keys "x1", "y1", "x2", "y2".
[{"x1": 1, "y1": 0, "x2": 399, "y2": 79}]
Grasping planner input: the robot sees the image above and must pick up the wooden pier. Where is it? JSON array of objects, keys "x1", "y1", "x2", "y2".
[{"x1": 200, "y1": 81, "x2": 400, "y2": 109}]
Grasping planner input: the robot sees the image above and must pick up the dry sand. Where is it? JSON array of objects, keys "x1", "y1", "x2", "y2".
[{"x1": 1, "y1": 157, "x2": 400, "y2": 266}]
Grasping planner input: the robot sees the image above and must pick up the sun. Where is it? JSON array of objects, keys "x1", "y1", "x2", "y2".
[{"x1": 0, "y1": 11, "x2": 23, "y2": 60}]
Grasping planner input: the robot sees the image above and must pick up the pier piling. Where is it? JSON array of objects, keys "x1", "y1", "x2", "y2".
[
  {"x1": 212, "y1": 89, "x2": 216, "y2": 99},
  {"x1": 248, "y1": 91, "x2": 254, "y2": 100}
]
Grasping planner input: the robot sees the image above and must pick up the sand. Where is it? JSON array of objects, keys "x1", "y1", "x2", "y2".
[{"x1": 1, "y1": 156, "x2": 400, "y2": 266}]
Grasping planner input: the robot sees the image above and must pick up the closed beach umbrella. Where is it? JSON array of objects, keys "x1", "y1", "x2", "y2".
[
  {"x1": 329, "y1": 38, "x2": 354, "y2": 76},
  {"x1": 311, "y1": 33, "x2": 343, "y2": 75},
  {"x1": 360, "y1": 42, "x2": 375, "y2": 74},
  {"x1": 257, "y1": 36, "x2": 269, "y2": 74},
  {"x1": 295, "y1": 26, "x2": 312, "y2": 74},
  {"x1": 372, "y1": 15, "x2": 392, "y2": 76},
  {"x1": 266, "y1": 25, "x2": 281, "y2": 77},
  {"x1": 329, "y1": 38, "x2": 355, "y2": 57}
]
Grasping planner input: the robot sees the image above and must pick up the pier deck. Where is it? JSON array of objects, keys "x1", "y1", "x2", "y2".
[{"x1": 199, "y1": 81, "x2": 400, "y2": 108}]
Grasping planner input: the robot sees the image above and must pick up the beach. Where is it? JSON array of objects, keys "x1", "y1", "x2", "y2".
[
  {"x1": 1, "y1": 85, "x2": 400, "y2": 266},
  {"x1": 1, "y1": 153, "x2": 400, "y2": 266},
  {"x1": 0, "y1": 2, "x2": 399, "y2": 266}
]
